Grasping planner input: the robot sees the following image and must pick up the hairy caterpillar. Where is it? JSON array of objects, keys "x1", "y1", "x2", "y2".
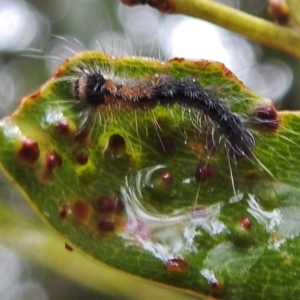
[{"x1": 72, "y1": 65, "x2": 255, "y2": 157}]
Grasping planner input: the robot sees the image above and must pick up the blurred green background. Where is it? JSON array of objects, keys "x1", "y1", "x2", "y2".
[{"x1": 0, "y1": 0, "x2": 299, "y2": 299}]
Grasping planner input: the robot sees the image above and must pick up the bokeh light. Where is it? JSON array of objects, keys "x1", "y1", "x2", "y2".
[{"x1": 0, "y1": 0, "x2": 50, "y2": 51}]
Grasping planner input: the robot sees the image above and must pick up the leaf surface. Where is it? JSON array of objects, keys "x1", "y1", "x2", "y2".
[{"x1": 0, "y1": 52, "x2": 300, "y2": 299}]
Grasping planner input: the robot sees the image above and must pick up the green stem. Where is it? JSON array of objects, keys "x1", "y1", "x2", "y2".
[{"x1": 174, "y1": 0, "x2": 300, "y2": 58}]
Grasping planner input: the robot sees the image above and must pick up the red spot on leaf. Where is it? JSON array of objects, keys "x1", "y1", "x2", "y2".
[
  {"x1": 72, "y1": 200, "x2": 91, "y2": 223},
  {"x1": 76, "y1": 151, "x2": 89, "y2": 165},
  {"x1": 165, "y1": 257, "x2": 188, "y2": 272},
  {"x1": 108, "y1": 134, "x2": 126, "y2": 151},
  {"x1": 255, "y1": 105, "x2": 280, "y2": 131},
  {"x1": 45, "y1": 151, "x2": 62, "y2": 170},
  {"x1": 96, "y1": 196, "x2": 115, "y2": 213},
  {"x1": 55, "y1": 120, "x2": 70, "y2": 134},
  {"x1": 160, "y1": 171, "x2": 173, "y2": 185},
  {"x1": 239, "y1": 217, "x2": 252, "y2": 229},
  {"x1": 95, "y1": 196, "x2": 124, "y2": 214},
  {"x1": 42, "y1": 151, "x2": 62, "y2": 180},
  {"x1": 18, "y1": 137, "x2": 40, "y2": 165},
  {"x1": 195, "y1": 164, "x2": 213, "y2": 182}
]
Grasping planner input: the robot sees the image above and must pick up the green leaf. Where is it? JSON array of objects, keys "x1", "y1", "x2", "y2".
[
  {"x1": 0, "y1": 204, "x2": 194, "y2": 300},
  {"x1": 0, "y1": 51, "x2": 300, "y2": 299}
]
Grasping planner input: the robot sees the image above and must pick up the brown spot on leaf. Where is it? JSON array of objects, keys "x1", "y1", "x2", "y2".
[
  {"x1": 95, "y1": 196, "x2": 124, "y2": 214},
  {"x1": 195, "y1": 164, "x2": 213, "y2": 182},
  {"x1": 55, "y1": 120, "x2": 70, "y2": 134},
  {"x1": 96, "y1": 196, "x2": 115, "y2": 213},
  {"x1": 59, "y1": 203, "x2": 70, "y2": 219},
  {"x1": 45, "y1": 151, "x2": 62, "y2": 170},
  {"x1": 72, "y1": 200, "x2": 92, "y2": 224},
  {"x1": 41, "y1": 151, "x2": 62, "y2": 181},
  {"x1": 65, "y1": 243, "x2": 73, "y2": 252},
  {"x1": 18, "y1": 137, "x2": 40, "y2": 165},
  {"x1": 98, "y1": 219, "x2": 115, "y2": 232},
  {"x1": 165, "y1": 257, "x2": 188, "y2": 272},
  {"x1": 255, "y1": 104, "x2": 280, "y2": 131},
  {"x1": 76, "y1": 151, "x2": 89, "y2": 165}
]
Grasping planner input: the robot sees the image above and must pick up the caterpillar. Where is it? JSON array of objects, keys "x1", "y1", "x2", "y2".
[{"x1": 72, "y1": 68, "x2": 255, "y2": 157}]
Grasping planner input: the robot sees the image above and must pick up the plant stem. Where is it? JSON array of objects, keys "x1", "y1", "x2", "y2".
[{"x1": 173, "y1": 0, "x2": 300, "y2": 58}]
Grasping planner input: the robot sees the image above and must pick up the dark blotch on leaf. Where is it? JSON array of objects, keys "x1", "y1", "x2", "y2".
[
  {"x1": 59, "y1": 203, "x2": 69, "y2": 219},
  {"x1": 165, "y1": 257, "x2": 188, "y2": 272},
  {"x1": 98, "y1": 219, "x2": 115, "y2": 232},
  {"x1": 55, "y1": 120, "x2": 70, "y2": 134},
  {"x1": 96, "y1": 196, "x2": 124, "y2": 214},
  {"x1": 18, "y1": 137, "x2": 40, "y2": 165},
  {"x1": 108, "y1": 134, "x2": 126, "y2": 151},
  {"x1": 76, "y1": 151, "x2": 89, "y2": 165},
  {"x1": 45, "y1": 151, "x2": 62, "y2": 170},
  {"x1": 72, "y1": 200, "x2": 91, "y2": 223},
  {"x1": 229, "y1": 220, "x2": 254, "y2": 248},
  {"x1": 195, "y1": 164, "x2": 213, "y2": 182},
  {"x1": 255, "y1": 105, "x2": 280, "y2": 131},
  {"x1": 96, "y1": 196, "x2": 115, "y2": 213},
  {"x1": 65, "y1": 243, "x2": 73, "y2": 252}
]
